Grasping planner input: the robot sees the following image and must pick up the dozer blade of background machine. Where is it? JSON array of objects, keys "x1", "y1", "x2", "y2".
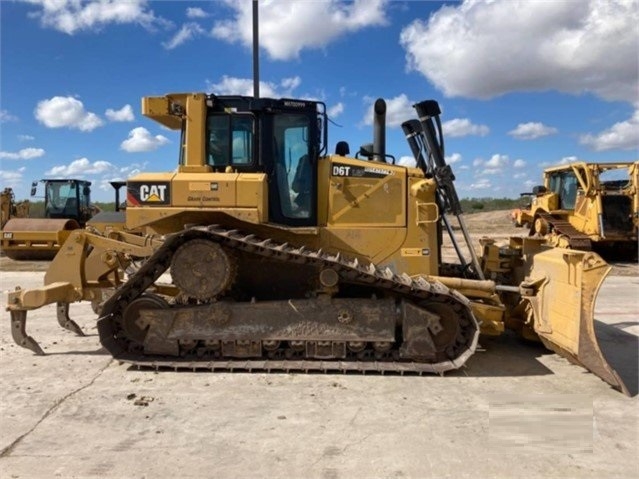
[{"x1": 521, "y1": 246, "x2": 628, "y2": 395}]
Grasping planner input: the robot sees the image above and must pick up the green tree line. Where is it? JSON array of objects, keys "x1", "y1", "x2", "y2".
[{"x1": 22, "y1": 201, "x2": 116, "y2": 218}]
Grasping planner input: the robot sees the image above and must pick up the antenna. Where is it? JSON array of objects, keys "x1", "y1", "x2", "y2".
[{"x1": 252, "y1": 0, "x2": 260, "y2": 98}]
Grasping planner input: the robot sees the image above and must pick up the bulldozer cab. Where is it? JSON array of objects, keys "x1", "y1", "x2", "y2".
[
  {"x1": 547, "y1": 170, "x2": 579, "y2": 210},
  {"x1": 139, "y1": 94, "x2": 325, "y2": 230},
  {"x1": 203, "y1": 99, "x2": 321, "y2": 226},
  {"x1": 35, "y1": 179, "x2": 92, "y2": 226}
]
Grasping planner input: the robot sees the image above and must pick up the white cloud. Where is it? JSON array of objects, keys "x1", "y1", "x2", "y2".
[
  {"x1": 509, "y1": 122, "x2": 558, "y2": 140},
  {"x1": 162, "y1": 22, "x2": 205, "y2": 50},
  {"x1": 398, "y1": 152, "x2": 461, "y2": 168},
  {"x1": 363, "y1": 94, "x2": 413, "y2": 128},
  {"x1": 328, "y1": 102, "x2": 344, "y2": 118},
  {"x1": 0, "y1": 109, "x2": 18, "y2": 123},
  {"x1": 397, "y1": 155, "x2": 416, "y2": 168},
  {"x1": 474, "y1": 154, "x2": 510, "y2": 175},
  {"x1": 485, "y1": 154, "x2": 509, "y2": 169},
  {"x1": 211, "y1": 0, "x2": 388, "y2": 60},
  {"x1": 95, "y1": 162, "x2": 146, "y2": 192},
  {"x1": 442, "y1": 118, "x2": 489, "y2": 138},
  {"x1": 281, "y1": 77, "x2": 302, "y2": 91},
  {"x1": 0, "y1": 167, "x2": 26, "y2": 183},
  {"x1": 513, "y1": 159, "x2": 526, "y2": 168},
  {"x1": 119, "y1": 162, "x2": 146, "y2": 176},
  {"x1": 35, "y1": 96, "x2": 104, "y2": 131},
  {"x1": 446, "y1": 153, "x2": 462, "y2": 164},
  {"x1": 105, "y1": 104, "x2": 134, "y2": 122},
  {"x1": 186, "y1": 7, "x2": 208, "y2": 19},
  {"x1": 0, "y1": 147, "x2": 45, "y2": 160},
  {"x1": 46, "y1": 158, "x2": 114, "y2": 176},
  {"x1": 558, "y1": 156, "x2": 581, "y2": 165},
  {"x1": 120, "y1": 127, "x2": 170, "y2": 152},
  {"x1": 469, "y1": 178, "x2": 492, "y2": 190},
  {"x1": 24, "y1": 0, "x2": 169, "y2": 35},
  {"x1": 400, "y1": 0, "x2": 638, "y2": 102},
  {"x1": 539, "y1": 155, "x2": 583, "y2": 168},
  {"x1": 580, "y1": 109, "x2": 639, "y2": 151},
  {"x1": 18, "y1": 135, "x2": 35, "y2": 142},
  {"x1": 206, "y1": 75, "x2": 303, "y2": 98}
]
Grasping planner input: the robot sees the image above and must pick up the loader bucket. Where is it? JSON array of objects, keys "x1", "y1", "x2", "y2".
[{"x1": 522, "y1": 247, "x2": 628, "y2": 395}]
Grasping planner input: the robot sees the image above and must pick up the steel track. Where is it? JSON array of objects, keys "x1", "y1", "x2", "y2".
[
  {"x1": 98, "y1": 225, "x2": 479, "y2": 374},
  {"x1": 537, "y1": 212, "x2": 592, "y2": 250}
]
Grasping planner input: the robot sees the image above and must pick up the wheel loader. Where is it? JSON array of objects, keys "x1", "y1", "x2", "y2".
[
  {"x1": 523, "y1": 162, "x2": 638, "y2": 259},
  {"x1": 5, "y1": 92, "x2": 627, "y2": 394}
]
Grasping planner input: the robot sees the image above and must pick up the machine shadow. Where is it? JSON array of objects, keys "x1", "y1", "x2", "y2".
[
  {"x1": 595, "y1": 319, "x2": 639, "y2": 397},
  {"x1": 452, "y1": 332, "x2": 555, "y2": 379},
  {"x1": 46, "y1": 347, "x2": 110, "y2": 357}
]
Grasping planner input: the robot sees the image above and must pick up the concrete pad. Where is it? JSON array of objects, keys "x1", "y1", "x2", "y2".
[{"x1": 0, "y1": 272, "x2": 637, "y2": 478}]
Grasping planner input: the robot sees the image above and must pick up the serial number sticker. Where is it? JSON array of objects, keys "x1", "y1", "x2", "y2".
[
  {"x1": 331, "y1": 163, "x2": 392, "y2": 178},
  {"x1": 401, "y1": 248, "x2": 430, "y2": 257}
]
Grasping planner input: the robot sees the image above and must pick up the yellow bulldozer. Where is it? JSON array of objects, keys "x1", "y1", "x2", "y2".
[
  {"x1": 5, "y1": 93, "x2": 627, "y2": 394},
  {"x1": 519, "y1": 162, "x2": 638, "y2": 259}
]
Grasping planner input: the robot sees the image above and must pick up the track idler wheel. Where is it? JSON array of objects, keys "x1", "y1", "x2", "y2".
[
  {"x1": 122, "y1": 294, "x2": 169, "y2": 344},
  {"x1": 534, "y1": 217, "x2": 549, "y2": 236},
  {"x1": 170, "y1": 239, "x2": 235, "y2": 301}
]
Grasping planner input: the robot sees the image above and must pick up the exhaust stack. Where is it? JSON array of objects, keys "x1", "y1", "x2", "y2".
[
  {"x1": 373, "y1": 99, "x2": 386, "y2": 162},
  {"x1": 252, "y1": 0, "x2": 260, "y2": 98}
]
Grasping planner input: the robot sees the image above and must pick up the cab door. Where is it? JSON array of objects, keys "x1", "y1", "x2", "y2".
[{"x1": 268, "y1": 112, "x2": 318, "y2": 227}]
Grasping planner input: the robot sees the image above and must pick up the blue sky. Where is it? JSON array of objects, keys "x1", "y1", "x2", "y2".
[{"x1": 1, "y1": 0, "x2": 637, "y2": 202}]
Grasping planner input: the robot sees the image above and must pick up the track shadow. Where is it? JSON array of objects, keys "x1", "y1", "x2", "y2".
[
  {"x1": 452, "y1": 331, "x2": 555, "y2": 378},
  {"x1": 44, "y1": 347, "x2": 110, "y2": 356},
  {"x1": 595, "y1": 320, "x2": 639, "y2": 397}
]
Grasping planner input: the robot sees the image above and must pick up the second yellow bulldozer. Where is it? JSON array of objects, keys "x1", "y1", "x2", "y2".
[
  {"x1": 6, "y1": 92, "x2": 627, "y2": 394},
  {"x1": 521, "y1": 162, "x2": 638, "y2": 259}
]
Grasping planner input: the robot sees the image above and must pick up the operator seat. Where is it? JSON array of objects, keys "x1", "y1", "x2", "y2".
[
  {"x1": 62, "y1": 197, "x2": 78, "y2": 217},
  {"x1": 292, "y1": 155, "x2": 311, "y2": 215}
]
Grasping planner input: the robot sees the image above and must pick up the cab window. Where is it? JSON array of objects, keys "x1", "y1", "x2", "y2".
[
  {"x1": 206, "y1": 114, "x2": 254, "y2": 167},
  {"x1": 273, "y1": 114, "x2": 312, "y2": 219},
  {"x1": 549, "y1": 172, "x2": 578, "y2": 210}
]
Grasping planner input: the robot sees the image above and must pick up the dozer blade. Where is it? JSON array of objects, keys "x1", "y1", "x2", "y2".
[{"x1": 522, "y1": 247, "x2": 628, "y2": 395}]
